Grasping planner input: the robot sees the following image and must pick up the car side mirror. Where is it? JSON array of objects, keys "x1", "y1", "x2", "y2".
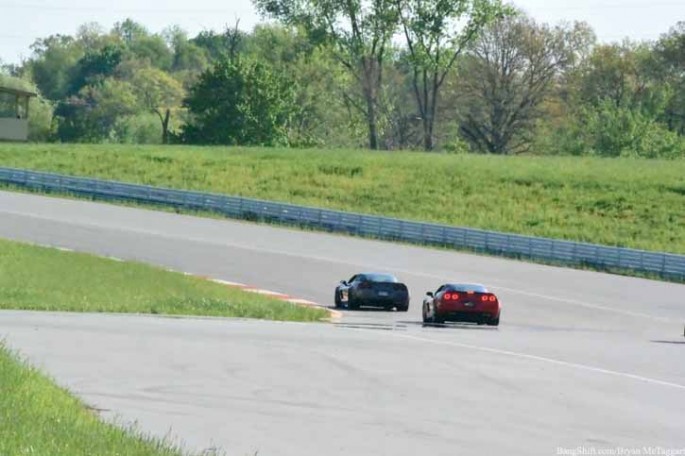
[
  {"x1": 340, "y1": 280, "x2": 347, "y2": 285},
  {"x1": 426, "y1": 292, "x2": 434, "y2": 297}
]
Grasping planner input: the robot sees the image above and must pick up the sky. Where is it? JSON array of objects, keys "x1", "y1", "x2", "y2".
[{"x1": 1, "y1": 0, "x2": 683, "y2": 65}]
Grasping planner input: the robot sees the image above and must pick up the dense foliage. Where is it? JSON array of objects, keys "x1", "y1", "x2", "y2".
[{"x1": 2, "y1": 7, "x2": 685, "y2": 157}]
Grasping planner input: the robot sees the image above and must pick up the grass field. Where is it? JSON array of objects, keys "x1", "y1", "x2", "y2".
[
  {"x1": 0, "y1": 344, "x2": 191, "y2": 456},
  {"x1": 0, "y1": 238, "x2": 328, "y2": 321},
  {"x1": 1, "y1": 143, "x2": 684, "y2": 254}
]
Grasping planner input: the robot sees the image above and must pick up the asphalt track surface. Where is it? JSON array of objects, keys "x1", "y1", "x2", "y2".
[{"x1": 0, "y1": 190, "x2": 684, "y2": 456}]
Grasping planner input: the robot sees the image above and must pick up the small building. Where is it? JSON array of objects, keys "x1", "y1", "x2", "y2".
[{"x1": 0, "y1": 86, "x2": 38, "y2": 141}]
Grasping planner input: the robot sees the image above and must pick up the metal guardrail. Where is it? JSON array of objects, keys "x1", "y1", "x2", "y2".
[{"x1": 1, "y1": 166, "x2": 684, "y2": 281}]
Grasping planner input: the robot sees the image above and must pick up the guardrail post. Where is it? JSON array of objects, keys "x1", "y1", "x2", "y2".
[
  {"x1": 528, "y1": 237, "x2": 533, "y2": 259},
  {"x1": 571, "y1": 242, "x2": 577, "y2": 263}
]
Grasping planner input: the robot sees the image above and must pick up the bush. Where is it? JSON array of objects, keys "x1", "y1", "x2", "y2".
[
  {"x1": 547, "y1": 101, "x2": 685, "y2": 158},
  {"x1": 180, "y1": 57, "x2": 298, "y2": 146},
  {"x1": 113, "y1": 113, "x2": 162, "y2": 144}
]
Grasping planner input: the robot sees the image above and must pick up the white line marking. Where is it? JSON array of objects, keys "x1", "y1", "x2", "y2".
[
  {"x1": 244, "y1": 289, "x2": 289, "y2": 298},
  {"x1": 395, "y1": 332, "x2": 685, "y2": 391},
  {"x1": 210, "y1": 279, "x2": 247, "y2": 287},
  {"x1": 287, "y1": 299, "x2": 318, "y2": 305},
  {"x1": 192, "y1": 275, "x2": 327, "y2": 309}
]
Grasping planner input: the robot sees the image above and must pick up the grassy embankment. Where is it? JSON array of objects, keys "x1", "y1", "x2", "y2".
[
  {"x1": 0, "y1": 238, "x2": 328, "y2": 320},
  {"x1": 0, "y1": 238, "x2": 326, "y2": 454},
  {"x1": 0, "y1": 343, "x2": 190, "y2": 456},
  {"x1": 1, "y1": 143, "x2": 683, "y2": 254}
]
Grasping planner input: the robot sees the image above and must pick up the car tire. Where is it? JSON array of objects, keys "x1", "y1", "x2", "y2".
[
  {"x1": 422, "y1": 304, "x2": 430, "y2": 323},
  {"x1": 487, "y1": 315, "x2": 500, "y2": 327},
  {"x1": 334, "y1": 289, "x2": 342, "y2": 308},
  {"x1": 423, "y1": 303, "x2": 443, "y2": 324},
  {"x1": 397, "y1": 304, "x2": 409, "y2": 312}
]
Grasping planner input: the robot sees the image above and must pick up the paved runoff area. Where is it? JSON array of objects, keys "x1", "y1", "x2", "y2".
[{"x1": 1, "y1": 191, "x2": 683, "y2": 456}]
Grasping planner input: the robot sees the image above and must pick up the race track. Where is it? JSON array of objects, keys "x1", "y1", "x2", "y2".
[{"x1": 1, "y1": 190, "x2": 683, "y2": 455}]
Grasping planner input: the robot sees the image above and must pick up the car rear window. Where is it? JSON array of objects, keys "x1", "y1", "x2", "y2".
[
  {"x1": 448, "y1": 284, "x2": 488, "y2": 293},
  {"x1": 363, "y1": 274, "x2": 398, "y2": 283}
]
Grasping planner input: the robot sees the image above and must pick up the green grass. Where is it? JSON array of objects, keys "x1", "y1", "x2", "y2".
[
  {"x1": 0, "y1": 238, "x2": 328, "y2": 321},
  {"x1": 1, "y1": 143, "x2": 684, "y2": 254},
  {"x1": 0, "y1": 343, "x2": 191, "y2": 456}
]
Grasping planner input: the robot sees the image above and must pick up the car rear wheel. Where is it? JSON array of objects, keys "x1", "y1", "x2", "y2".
[
  {"x1": 423, "y1": 303, "x2": 443, "y2": 324},
  {"x1": 487, "y1": 315, "x2": 500, "y2": 327},
  {"x1": 396, "y1": 304, "x2": 409, "y2": 312}
]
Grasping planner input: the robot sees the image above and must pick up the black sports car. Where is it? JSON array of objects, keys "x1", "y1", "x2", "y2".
[{"x1": 334, "y1": 273, "x2": 409, "y2": 311}]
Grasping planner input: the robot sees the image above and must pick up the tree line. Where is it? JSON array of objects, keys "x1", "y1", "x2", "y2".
[{"x1": 1, "y1": 0, "x2": 684, "y2": 158}]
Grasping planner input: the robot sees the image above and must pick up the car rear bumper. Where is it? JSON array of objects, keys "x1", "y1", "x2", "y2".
[
  {"x1": 437, "y1": 311, "x2": 497, "y2": 323},
  {"x1": 355, "y1": 290, "x2": 409, "y2": 307}
]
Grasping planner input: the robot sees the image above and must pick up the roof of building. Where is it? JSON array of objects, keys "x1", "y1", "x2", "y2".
[{"x1": 0, "y1": 86, "x2": 38, "y2": 97}]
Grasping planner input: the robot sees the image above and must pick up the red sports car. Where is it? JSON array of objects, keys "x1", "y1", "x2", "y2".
[{"x1": 422, "y1": 283, "x2": 500, "y2": 326}]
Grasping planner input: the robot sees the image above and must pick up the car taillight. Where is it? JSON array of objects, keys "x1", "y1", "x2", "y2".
[
  {"x1": 444, "y1": 293, "x2": 459, "y2": 301},
  {"x1": 481, "y1": 294, "x2": 497, "y2": 302}
]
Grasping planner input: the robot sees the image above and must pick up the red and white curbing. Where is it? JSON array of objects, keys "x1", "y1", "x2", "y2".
[
  {"x1": 193, "y1": 275, "x2": 343, "y2": 321},
  {"x1": 32, "y1": 245, "x2": 342, "y2": 321}
]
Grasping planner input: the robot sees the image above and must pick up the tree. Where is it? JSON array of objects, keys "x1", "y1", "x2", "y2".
[
  {"x1": 396, "y1": 0, "x2": 511, "y2": 150},
  {"x1": 27, "y1": 34, "x2": 85, "y2": 101},
  {"x1": 244, "y1": 24, "x2": 316, "y2": 67},
  {"x1": 55, "y1": 78, "x2": 140, "y2": 142},
  {"x1": 553, "y1": 99, "x2": 684, "y2": 158},
  {"x1": 457, "y1": 15, "x2": 594, "y2": 154},
  {"x1": 655, "y1": 22, "x2": 685, "y2": 134},
  {"x1": 543, "y1": 34, "x2": 684, "y2": 158},
  {"x1": 110, "y1": 19, "x2": 174, "y2": 70},
  {"x1": 69, "y1": 43, "x2": 125, "y2": 95},
  {"x1": 575, "y1": 42, "x2": 656, "y2": 109},
  {"x1": 181, "y1": 58, "x2": 298, "y2": 146},
  {"x1": 130, "y1": 67, "x2": 185, "y2": 144},
  {"x1": 163, "y1": 26, "x2": 209, "y2": 77},
  {"x1": 254, "y1": 0, "x2": 400, "y2": 150},
  {"x1": 191, "y1": 25, "x2": 245, "y2": 62}
]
